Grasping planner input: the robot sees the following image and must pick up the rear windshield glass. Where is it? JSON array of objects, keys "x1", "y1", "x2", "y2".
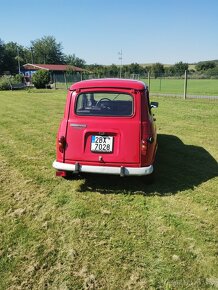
[{"x1": 75, "y1": 92, "x2": 133, "y2": 116}]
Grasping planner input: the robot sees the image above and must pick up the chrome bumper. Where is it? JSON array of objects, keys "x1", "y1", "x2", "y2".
[{"x1": 53, "y1": 161, "x2": 153, "y2": 176}]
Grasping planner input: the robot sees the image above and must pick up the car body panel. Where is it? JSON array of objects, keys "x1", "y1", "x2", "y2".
[{"x1": 54, "y1": 78, "x2": 158, "y2": 177}]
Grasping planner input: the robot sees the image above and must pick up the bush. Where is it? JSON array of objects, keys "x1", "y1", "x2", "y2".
[
  {"x1": 32, "y1": 70, "x2": 50, "y2": 89},
  {"x1": 206, "y1": 67, "x2": 218, "y2": 78},
  {"x1": 14, "y1": 74, "x2": 24, "y2": 83},
  {"x1": 0, "y1": 76, "x2": 11, "y2": 90},
  {"x1": 0, "y1": 74, "x2": 25, "y2": 90}
]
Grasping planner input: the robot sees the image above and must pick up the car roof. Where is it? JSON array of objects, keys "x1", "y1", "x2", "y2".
[{"x1": 69, "y1": 78, "x2": 147, "y2": 91}]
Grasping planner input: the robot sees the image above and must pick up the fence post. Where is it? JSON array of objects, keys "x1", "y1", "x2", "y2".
[
  {"x1": 184, "y1": 70, "x2": 187, "y2": 100},
  {"x1": 64, "y1": 72, "x2": 68, "y2": 89},
  {"x1": 148, "y1": 72, "x2": 150, "y2": 91},
  {"x1": 54, "y1": 74, "x2": 56, "y2": 89}
]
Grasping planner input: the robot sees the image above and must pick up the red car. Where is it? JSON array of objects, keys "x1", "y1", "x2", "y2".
[{"x1": 53, "y1": 78, "x2": 158, "y2": 178}]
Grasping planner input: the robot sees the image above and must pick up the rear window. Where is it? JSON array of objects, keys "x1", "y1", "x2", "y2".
[{"x1": 75, "y1": 92, "x2": 133, "y2": 116}]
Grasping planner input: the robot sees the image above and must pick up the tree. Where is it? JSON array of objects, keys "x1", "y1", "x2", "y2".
[
  {"x1": 206, "y1": 66, "x2": 218, "y2": 78},
  {"x1": 129, "y1": 63, "x2": 143, "y2": 74},
  {"x1": 2, "y1": 42, "x2": 26, "y2": 74},
  {"x1": 195, "y1": 61, "x2": 216, "y2": 71},
  {"x1": 151, "y1": 63, "x2": 164, "y2": 78},
  {"x1": 0, "y1": 40, "x2": 32, "y2": 74},
  {"x1": 64, "y1": 54, "x2": 86, "y2": 68},
  {"x1": 108, "y1": 64, "x2": 119, "y2": 77},
  {"x1": 0, "y1": 39, "x2": 5, "y2": 74},
  {"x1": 86, "y1": 64, "x2": 106, "y2": 78},
  {"x1": 31, "y1": 36, "x2": 64, "y2": 64},
  {"x1": 173, "y1": 61, "x2": 189, "y2": 76},
  {"x1": 164, "y1": 66, "x2": 175, "y2": 76}
]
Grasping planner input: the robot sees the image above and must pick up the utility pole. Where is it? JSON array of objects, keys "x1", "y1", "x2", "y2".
[
  {"x1": 118, "y1": 49, "x2": 123, "y2": 78},
  {"x1": 31, "y1": 47, "x2": 34, "y2": 64},
  {"x1": 17, "y1": 47, "x2": 21, "y2": 74}
]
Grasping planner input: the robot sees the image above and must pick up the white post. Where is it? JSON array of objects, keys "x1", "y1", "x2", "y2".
[
  {"x1": 118, "y1": 49, "x2": 123, "y2": 78},
  {"x1": 184, "y1": 70, "x2": 187, "y2": 100},
  {"x1": 148, "y1": 72, "x2": 151, "y2": 90}
]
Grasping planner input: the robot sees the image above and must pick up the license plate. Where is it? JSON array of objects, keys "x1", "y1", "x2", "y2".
[{"x1": 91, "y1": 135, "x2": 113, "y2": 152}]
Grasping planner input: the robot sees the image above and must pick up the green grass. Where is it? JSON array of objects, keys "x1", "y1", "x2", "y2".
[
  {"x1": 140, "y1": 78, "x2": 218, "y2": 96},
  {"x1": 0, "y1": 89, "x2": 217, "y2": 289}
]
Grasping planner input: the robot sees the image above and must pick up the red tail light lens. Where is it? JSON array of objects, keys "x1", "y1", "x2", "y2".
[
  {"x1": 58, "y1": 136, "x2": 66, "y2": 153},
  {"x1": 141, "y1": 139, "x2": 147, "y2": 155}
]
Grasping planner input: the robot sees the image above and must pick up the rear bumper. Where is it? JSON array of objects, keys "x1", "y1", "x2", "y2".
[{"x1": 53, "y1": 161, "x2": 153, "y2": 176}]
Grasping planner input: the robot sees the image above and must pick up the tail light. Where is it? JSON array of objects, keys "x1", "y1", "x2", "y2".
[
  {"x1": 58, "y1": 136, "x2": 66, "y2": 153},
  {"x1": 141, "y1": 137, "x2": 153, "y2": 155},
  {"x1": 141, "y1": 139, "x2": 147, "y2": 155}
]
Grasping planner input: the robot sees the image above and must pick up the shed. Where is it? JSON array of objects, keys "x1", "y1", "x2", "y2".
[{"x1": 22, "y1": 63, "x2": 85, "y2": 87}]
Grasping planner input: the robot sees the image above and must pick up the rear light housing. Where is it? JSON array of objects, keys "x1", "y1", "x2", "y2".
[
  {"x1": 58, "y1": 136, "x2": 66, "y2": 153},
  {"x1": 141, "y1": 139, "x2": 147, "y2": 155},
  {"x1": 141, "y1": 136, "x2": 154, "y2": 165}
]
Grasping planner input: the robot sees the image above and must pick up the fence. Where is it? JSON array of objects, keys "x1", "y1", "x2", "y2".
[
  {"x1": 144, "y1": 72, "x2": 218, "y2": 100},
  {"x1": 51, "y1": 72, "x2": 83, "y2": 89},
  {"x1": 54, "y1": 71, "x2": 218, "y2": 100}
]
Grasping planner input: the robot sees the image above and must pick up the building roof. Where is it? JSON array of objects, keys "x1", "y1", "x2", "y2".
[{"x1": 23, "y1": 63, "x2": 84, "y2": 72}]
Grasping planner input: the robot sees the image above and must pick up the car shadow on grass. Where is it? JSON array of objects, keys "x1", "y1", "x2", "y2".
[{"x1": 79, "y1": 134, "x2": 217, "y2": 196}]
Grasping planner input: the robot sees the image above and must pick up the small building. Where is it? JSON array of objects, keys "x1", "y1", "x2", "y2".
[{"x1": 22, "y1": 63, "x2": 86, "y2": 86}]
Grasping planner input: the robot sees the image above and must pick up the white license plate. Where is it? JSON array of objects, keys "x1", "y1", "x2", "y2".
[{"x1": 91, "y1": 136, "x2": 113, "y2": 152}]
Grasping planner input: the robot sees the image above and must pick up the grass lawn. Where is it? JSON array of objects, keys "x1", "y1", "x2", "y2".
[
  {"x1": 0, "y1": 89, "x2": 217, "y2": 289},
  {"x1": 140, "y1": 78, "x2": 218, "y2": 96}
]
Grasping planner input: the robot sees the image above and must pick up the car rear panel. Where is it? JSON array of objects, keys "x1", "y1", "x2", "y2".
[
  {"x1": 64, "y1": 89, "x2": 141, "y2": 166},
  {"x1": 65, "y1": 118, "x2": 140, "y2": 166}
]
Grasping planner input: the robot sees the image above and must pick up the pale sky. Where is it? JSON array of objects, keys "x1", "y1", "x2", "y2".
[{"x1": 0, "y1": 0, "x2": 217, "y2": 65}]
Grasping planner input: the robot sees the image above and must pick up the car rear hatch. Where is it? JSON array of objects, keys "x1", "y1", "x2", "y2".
[{"x1": 64, "y1": 89, "x2": 141, "y2": 166}]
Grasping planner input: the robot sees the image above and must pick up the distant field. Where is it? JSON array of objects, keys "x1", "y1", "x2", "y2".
[
  {"x1": 0, "y1": 89, "x2": 217, "y2": 289},
  {"x1": 54, "y1": 78, "x2": 218, "y2": 96},
  {"x1": 140, "y1": 78, "x2": 218, "y2": 96}
]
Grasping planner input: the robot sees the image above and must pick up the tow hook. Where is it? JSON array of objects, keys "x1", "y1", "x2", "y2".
[{"x1": 120, "y1": 166, "x2": 125, "y2": 177}]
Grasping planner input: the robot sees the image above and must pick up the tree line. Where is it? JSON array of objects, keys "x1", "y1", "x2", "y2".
[
  {"x1": 0, "y1": 35, "x2": 218, "y2": 78},
  {"x1": 0, "y1": 36, "x2": 86, "y2": 75}
]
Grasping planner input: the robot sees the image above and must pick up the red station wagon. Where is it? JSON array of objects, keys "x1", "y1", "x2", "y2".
[{"x1": 53, "y1": 78, "x2": 158, "y2": 178}]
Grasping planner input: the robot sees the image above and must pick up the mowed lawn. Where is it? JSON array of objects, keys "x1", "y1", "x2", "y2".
[
  {"x1": 140, "y1": 78, "x2": 218, "y2": 96},
  {"x1": 0, "y1": 89, "x2": 217, "y2": 289}
]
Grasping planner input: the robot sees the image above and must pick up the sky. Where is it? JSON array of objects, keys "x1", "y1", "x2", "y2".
[{"x1": 0, "y1": 0, "x2": 217, "y2": 65}]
